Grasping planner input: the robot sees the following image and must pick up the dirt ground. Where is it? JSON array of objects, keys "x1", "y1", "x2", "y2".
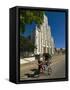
[{"x1": 20, "y1": 54, "x2": 65, "y2": 80}]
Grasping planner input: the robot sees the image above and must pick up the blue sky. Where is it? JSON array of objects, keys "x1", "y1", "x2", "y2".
[
  {"x1": 46, "y1": 11, "x2": 65, "y2": 48},
  {"x1": 21, "y1": 11, "x2": 65, "y2": 48}
]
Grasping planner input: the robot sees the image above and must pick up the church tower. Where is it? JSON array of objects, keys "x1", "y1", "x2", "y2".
[{"x1": 32, "y1": 14, "x2": 55, "y2": 55}]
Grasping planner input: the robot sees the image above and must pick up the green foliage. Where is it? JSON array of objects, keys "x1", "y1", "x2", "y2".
[
  {"x1": 20, "y1": 36, "x2": 36, "y2": 52},
  {"x1": 20, "y1": 10, "x2": 44, "y2": 32},
  {"x1": 20, "y1": 36, "x2": 26, "y2": 48},
  {"x1": 20, "y1": 10, "x2": 45, "y2": 51},
  {"x1": 27, "y1": 41, "x2": 36, "y2": 52}
]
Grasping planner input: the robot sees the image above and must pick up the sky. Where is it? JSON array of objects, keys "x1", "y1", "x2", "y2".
[
  {"x1": 21, "y1": 11, "x2": 66, "y2": 48},
  {"x1": 45, "y1": 11, "x2": 65, "y2": 48}
]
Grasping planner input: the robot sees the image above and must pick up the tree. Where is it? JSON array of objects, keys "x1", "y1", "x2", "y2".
[
  {"x1": 20, "y1": 10, "x2": 45, "y2": 50},
  {"x1": 20, "y1": 36, "x2": 27, "y2": 51},
  {"x1": 27, "y1": 40, "x2": 36, "y2": 52},
  {"x1": 20, "y1": 36, "x2": 36, "y2": 52},
  {"x1": 20, "y1": 10, "x2": 44, "y2": 32}
]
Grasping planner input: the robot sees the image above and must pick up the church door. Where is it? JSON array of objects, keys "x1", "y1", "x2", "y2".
[{"x1": 43, "y1": 47, "x2": 46, "y2": 53}]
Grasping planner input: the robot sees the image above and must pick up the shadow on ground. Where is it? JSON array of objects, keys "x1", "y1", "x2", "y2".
[{"x1": 24, "y1": 69, "x2": 40, "y2": 78}]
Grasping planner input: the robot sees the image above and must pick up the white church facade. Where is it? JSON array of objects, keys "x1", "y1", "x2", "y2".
[{"x1": 31, "y1": 14, "x2": 55, "y2": 55}]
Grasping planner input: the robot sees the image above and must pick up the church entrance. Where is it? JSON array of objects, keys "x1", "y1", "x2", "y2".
[{"x1": 43, "y1": 47, "x2": 46, "y2": 53}]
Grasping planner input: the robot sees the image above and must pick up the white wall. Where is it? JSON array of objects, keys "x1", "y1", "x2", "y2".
[{"x1": 0, "y1": 0, "x2": 70, "y2": 89}]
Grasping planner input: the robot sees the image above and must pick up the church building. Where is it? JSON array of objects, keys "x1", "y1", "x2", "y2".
[{"x1": 31, "y1": 14, "x2": 55, "y2": 55}]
